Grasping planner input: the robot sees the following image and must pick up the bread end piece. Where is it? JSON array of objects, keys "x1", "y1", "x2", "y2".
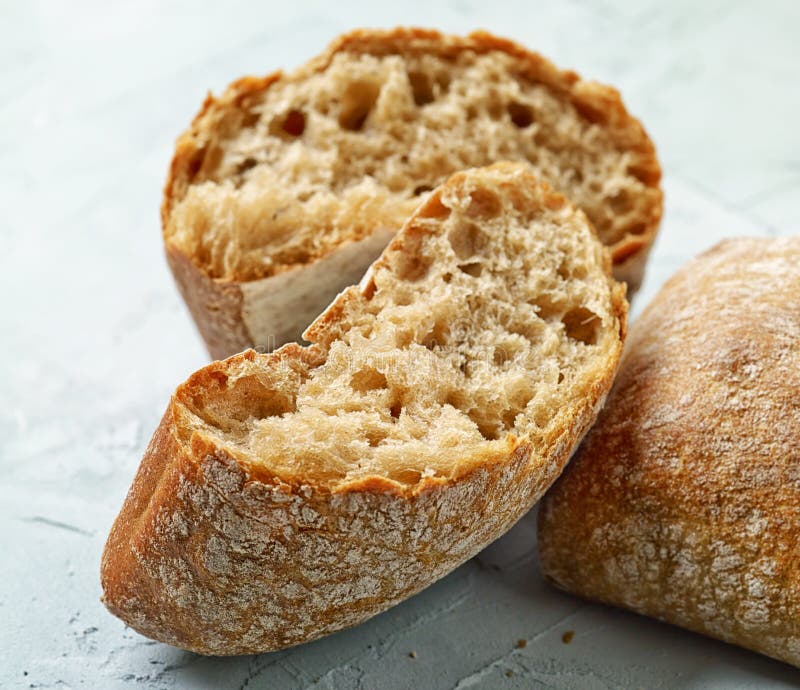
[
  {"x1": 106, "y1": 163, "x2": 627, "y2": 654},
  {"x1": 162, "y1": 27, "x2": 658, "y2": 359},
  {"x1": 539, "y1": 237, "x2": 800, "y2": 668}
]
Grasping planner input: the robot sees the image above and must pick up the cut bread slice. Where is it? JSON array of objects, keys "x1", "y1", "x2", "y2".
[
  {"x1": 538, "y1": 238, "x2": 800, "y2": 668},
  {"x1": 104, "y1": 164, "x2": 627, "y2": 654},
  {"x1": 163, "y1": 27, "x2": 659, "y2": 359}
]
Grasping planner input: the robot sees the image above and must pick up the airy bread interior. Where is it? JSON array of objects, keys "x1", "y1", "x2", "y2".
[
  {"x1": 175, "y1": 164, "x2": 624, "y2": 488},
  {"x1": 164, "y1": 31, "x2": 660, "y2": 282}
]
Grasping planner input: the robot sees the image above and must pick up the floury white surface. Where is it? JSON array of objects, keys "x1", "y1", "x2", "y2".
[{"x1": 1, "y1": 1, "x2": 798, "y2": 688}]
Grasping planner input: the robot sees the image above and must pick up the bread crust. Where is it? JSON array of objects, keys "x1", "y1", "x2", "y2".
[
  {"x1": 104, "y1": 164, "x2": 628, "y2": 655},
  {"x1": 166, "y1": 228, "x2": 396, "y2": 360},
  {"x1": 538, "y1": 238, "x2": 800, "y2": 667},
  {"x1": 163, "y1": 27, "x2": 660, "y2": 359},
  {"x1": 101, "y1": 378, "x2": 607, "y2": 654}
]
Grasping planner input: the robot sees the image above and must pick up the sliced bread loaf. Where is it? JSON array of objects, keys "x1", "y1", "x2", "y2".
[
  {"x1": 163, "y1": 27, "x2": 659, "y2": 358},
  {"x1": 103, "y1": 163, "x2": 626, "y2": 654}
]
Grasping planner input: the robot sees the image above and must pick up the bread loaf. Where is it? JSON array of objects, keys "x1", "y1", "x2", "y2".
[
  {"x1": 103, "y1": 163, "x2": 627, "y2": 654},
  {"x1": 163, "y1": 27, "x2": 659, "y2": 358},
  {"x1": 538, "y1": 237, "x2": 800, "y2": 667}
]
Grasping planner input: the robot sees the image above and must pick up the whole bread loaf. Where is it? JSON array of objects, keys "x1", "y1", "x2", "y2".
[
  {"x1": 103, "y1": 163, "x2": 626, "y2": 654},
  {"x1": 539, "y1": 237, "x2": 800, "y2": 668},
  {"x1": 163, "y1": 27, "x2": 659, "y2": 358}
]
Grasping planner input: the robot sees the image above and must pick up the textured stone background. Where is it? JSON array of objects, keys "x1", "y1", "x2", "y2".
[{"x1": 2, "y1": 1, "x2": 798, "y2": 687}]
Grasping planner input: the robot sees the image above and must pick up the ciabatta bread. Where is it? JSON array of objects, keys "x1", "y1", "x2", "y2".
[
  {"x1": 103, "y1": 163, "x2": 627, "y2": 655},
  {"x1": 539, "y1": 237, "x2": 800, "y2": 668},
  {"x1": 163, "y1": 27, "x2": 659, "y2": 358}
]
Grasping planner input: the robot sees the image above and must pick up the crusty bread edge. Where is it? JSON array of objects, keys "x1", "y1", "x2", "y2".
[
  {"x1": 167, "y1": 227, "x2": 396, "y2": 360},
  {"x1": 161, "y1": 27, "x2": 660, "y2": 358},
  {"x1": 105, "y1": 166, "x2": 629, "y2": 654},
  {"x1": 538, "y1": 238, "x2": 800, "y2": 668},
  {"x1": 100, "y1": 329, "x2": 623, "y2": 654}
]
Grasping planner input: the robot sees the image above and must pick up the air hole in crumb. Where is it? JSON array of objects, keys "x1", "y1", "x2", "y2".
[
  {"x1": 282, "y1": 110, "x2": 305, "y2": 136},
  {"x1": 366, "y1": 429, "x2": 388, "y2": 447},
  {"x1": 395, "y1": 253, "x2": 431, "y2": 282},
  {"x1": 408, "y1": 71, "x2": 434, "y2": 106},
  {"x1": 507, "y1": 101, "x2": 534, "y2": 128},
  {"x1": 556, "y1": 259, "x2": 570, "y2": 280},
  {"x1": 558, "y1": 372, "x2": 565, "y2": 383},
  {"x1": 423, "y1": 196, "x2": 452, "y2": 221},
  {"x1": 423, "y1": 321, "x2": 449, "y2": 350},
  {"x1": 609, "y1": 190, "x2": 633, "y2": 215},
  {"x1": 493, "y1": 346, "x2": 508, "y2": 366},
  {"x1": 339, "y1": 80, "x2": 380, "y2": 131},
  {"x1": 296, "y1": 190, "x2": 314, "y2": 203},
  {"x1": 202, "y1": 145, "x2": 223, "y2": 174},
  {"x1": 469, "y1": 412, "x2": 500, "y2": 441},
  {"x1": 448, "y1": 221, "x2": 488, "y2": 260},
  {"x1": 390, "y1": 402, "x2": 402, "y2": 419},
  {"x1": 269, "y1": 109, "x2": 306, "y2": 138},
  {"x1": 458, "y1": 262, "x2": 483, "y2": 278},
  {"x1": 393, "y1": 468, "x2": 423, "y2": 484},
  {"x1": 254, "y1": 392, "x2": 296, "y2": 420},
  {"x1": 361, "y1": 279, "x2": 377, "y2": 300},
  {"x1": 393, "y1": 328, "x2": 414, "y2": 348},
  {"x1": 236, "y1": 157, "x2": 258, "y2": 175},
  {"x1": 442, "y1": 272, "x2": 452, "y2": 284},
  {"x1": 572, "y1": 264, "x2": 588, "y2": 279},
  {"x1": 241, "y1": 110, "x2": 261, "y2": 128},
  {"x1": 467, "y1": 189, "x2": 502, "y2": 219},
  {"x1": 198, "y1": 376, "x2": 296, "y2": 431},
  {"x1": 487, "y1": 98, "x2": 504, "y2": 120},
  {"x1": 534, "y1": 407, "x2": 551, "y2": 428},
  {"x1": 413, "y1": 185, "x2": 433, "y2": 196},
  {"x1": 350, "y1": 367, "x2": 388, "y2": 393},
  {"x1": 394, "y1": 232, "x2": 432, "y2": 281},
  {"x1": 529, "y1": 294, "x2": 563, "y2": 321},
  {"x1": 444, "y1": 391, "x2": 466, "y2": 409},
  {"x1": 187, "y1": 147, "x2": 206, "y2": 178},
  {"x1": 562, "y1": 307, "x2": 601, "y2": 345},
  {"x1": 501, "y1": 408, "x2": 519, "y2": 430}
]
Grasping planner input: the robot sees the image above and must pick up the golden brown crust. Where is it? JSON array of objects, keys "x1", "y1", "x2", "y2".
[
  {"x1": 101, "y1": 356, "x2": 618, "y2": 654},
  {"x1": 162, "y1": 27, "x2": 660, "y2": 359},
  {"x1": 538, "y1": 237, "x2": 800, "y2": 668},
  {"x1": 104, "y1": 164, "x2": 628, "y2": 655}
]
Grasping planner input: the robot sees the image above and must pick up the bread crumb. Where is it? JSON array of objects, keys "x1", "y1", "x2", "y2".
[
  {"x1": 408, "y1": 651, "x2": 417, "y2": 659},
  {"x1": 505, "y1": 670, "x2": 514, "y2": 677},
  {"x1": 516, "y1": 638, "x2": 527, "y2": 648},
  {"x1": 562, "y1": 630, "x2": 574, "y2": 644}
]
